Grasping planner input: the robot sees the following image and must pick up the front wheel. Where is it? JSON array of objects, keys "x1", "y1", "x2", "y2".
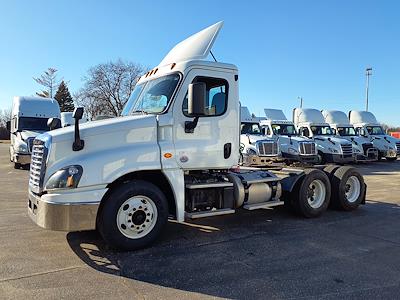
[
  {"x1": 97, "y1": 180, "x2": 169, "y2": 251},
  {"x1": 290, "y1": 169, "x2": 331, "y2": 218}
]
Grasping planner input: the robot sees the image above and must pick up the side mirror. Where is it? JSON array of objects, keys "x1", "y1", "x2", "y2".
[
  {"x1": 47, "y1": 118, "x2": 61, "y2": 130},
  {"x1": 332, "y1": 128, "x2": 337, "y2": 135},
  {"x1": 6, "y1": 121, "x2": 10, "y2": 131},
  {"x1": 73, "y1": 107, "x2": 84, "y2": 120},
  {"x1": 261, "y1": 127, "x2": 266, "y2": 135},
  {"x1": 188, "y1": 82, "x2": 207, "y2": 116},
  {"x1": 360, "y1": 128, "x2": 367, "y2": 136}
]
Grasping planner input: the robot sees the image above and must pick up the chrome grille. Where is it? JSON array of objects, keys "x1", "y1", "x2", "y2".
[
  {"x1": 29, "y1": 140, "x2": 46, "y2": 193},
  {"x1": 341, "y1": 143, "x2": 353, "y2": 156},
  {"x1": 299, "y1": 142, "x2": 316, "y2": 155},
  {"x1": 256, "y1": 140, "x2": 279, "y2": 156},
  {"x1": 396, "y1": 142, "x2": 400, "y2": 155}
]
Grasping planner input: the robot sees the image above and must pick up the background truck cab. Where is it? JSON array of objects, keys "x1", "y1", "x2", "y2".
[
  {"x1": 8, "y1": 96, "x2": 61, "y2": 169},
  {"x1": 261, "y1": 108, "x2": 318, "y2": 164},
  {"x1": 240, "y1": 106, "x2": 281, "y2": 165},
  {"x1": 349, "y1": 110, "x2": 399, "y2": 161},
  {"x1": 293, "y1": 108, "x2": 354, "y2": 164},
  {"x1": 322, "y1": 110, "x2": 378, "y2": 162}
]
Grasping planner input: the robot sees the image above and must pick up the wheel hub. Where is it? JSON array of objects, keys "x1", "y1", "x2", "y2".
[
  {"x1": 307, "y1": 179, "x2": 326, "y2": 209},
  {"x1": 117, "y1": 196, "x2": 158, "y2": 239}
]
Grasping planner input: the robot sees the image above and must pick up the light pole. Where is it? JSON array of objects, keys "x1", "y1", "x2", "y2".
[{"x1": 365, "y1": 67, "x2": 372, "y2": 111}]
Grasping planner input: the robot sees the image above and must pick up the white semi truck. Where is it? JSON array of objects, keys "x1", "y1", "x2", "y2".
[
  {"x1": 293, "y1": 108, "x2": 354, "y2": 164},
  {"x1": 349, "y1": 110, "x2": 399, "y2": 161},
  {"x1": 240, "y1": 106, "x2": 281, "y2": 165},
  {"x1": 260, "y1": 109, "x2": 318, "y2": 164},
  {"x1": 28, "y1": 22, "x2": 366, "y2": 250},
  {"x1": 7, "y1": 96, "x2": 61, "y2": 169},
  {"x1": 321, "y1": 110, "x2": 378, "y2": 162}
]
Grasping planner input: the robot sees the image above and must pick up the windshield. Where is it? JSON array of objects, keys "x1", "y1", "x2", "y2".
[
  {"x1": 18, "y1": 117, "x2": 50, "y2": 131},
  {"x1": 337, "y1": 126, "x2": 357, "y2": 136},
  {"x1": 271, "y1": 124, "x2": 297, "y2": 136},
  {"x1": 121, "y1": 73, "x2": 180, "y2": 116},
  {"x1": 366, "y1": 126, "x2": 385, "y2": 135},
  {"x1": 311, "y1": 126, "x2": 334, "y2": 136},
  {"x1": 241, "y1": 122, "x2": 262, "y2": 135}
]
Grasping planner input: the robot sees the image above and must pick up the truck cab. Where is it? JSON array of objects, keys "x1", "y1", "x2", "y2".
[
  {"x1": 261, "y1": 109, "x2": 318, "y2": 164},
  {"x1": 240, "y1": 106, "x2": 281, "y2": 165},
  {"x1": 28, "y1": 22, "x2": 366, "y2": 251},
  {"x1": 349, "y1": 110, "x2": 399, "y2": 161},
  {"x1": 8, "y1": 96, "x2": 61, "y2": 169},
  {"x1": 322, "y1": 110, "x2": 378, "y2": 162},
  {"x1": 293, "y1": 108, "x2": 354, "y2": 164}
]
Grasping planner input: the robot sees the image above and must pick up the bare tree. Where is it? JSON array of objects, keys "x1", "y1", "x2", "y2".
[
  {"x1": 0, "y1": 107, "x2": 12, "y2": 127},
  {"x1": 76, "y1": 60, "x2": 144, "y2": 118},
  {"x1": 33, "y1": 67, "x2": 61, "y2": 98}
]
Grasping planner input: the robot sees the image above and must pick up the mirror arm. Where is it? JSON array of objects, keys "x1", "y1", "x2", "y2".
[
  {"x1": 184, "y1": 117, "x2": 200, "y2": 133},
  {"x1": 72, "y1": 118, "x2": 84, "y2": 151}
]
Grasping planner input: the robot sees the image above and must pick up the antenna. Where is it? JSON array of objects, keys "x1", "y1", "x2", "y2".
[
  {"x1": 298, "y1": 97, "x2": 303, "y2": 108},
  {"x1": 210, "y1": 51, "x2": 217, "y2": 62}
]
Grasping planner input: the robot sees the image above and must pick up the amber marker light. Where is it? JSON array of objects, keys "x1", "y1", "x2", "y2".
[{"x1": 164, "y1": 153, "x2": 173, "y2": 159}]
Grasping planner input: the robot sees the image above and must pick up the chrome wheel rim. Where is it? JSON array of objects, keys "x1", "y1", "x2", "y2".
[
  {"x1": 345, "y1": 176, "x2": 361, "y2": 203},
  {"x1": 117, "y1": 195, "x2": 157, "y2": 239},
  {"x1": 307, "y1": 179, "x2": 326, "y2": 209}
]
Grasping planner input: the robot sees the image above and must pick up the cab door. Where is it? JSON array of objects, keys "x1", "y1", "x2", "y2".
[{"x1": 171, "y1": 68, "x2": 239, "y2": 169}]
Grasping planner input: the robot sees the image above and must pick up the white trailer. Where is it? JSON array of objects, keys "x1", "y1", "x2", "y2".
[
  {"x1": 322, "y1": 110, "x2": 378, "y2": 162},
  {"x1": 261, "y1": 109, "x2": 318, "y2": 164},
  {"x1": 349, "y1": 110, "x2": 399, "y2": 161},
  {"x1": 293, "y1": 108, "x2": 354, "y2": 164},
  {"x1": 28, "y1": 22, "x2": 366, "y2": 250},
  {"x1": 240, "y1": 106, "x2": 281, "y2": 165},
  {"x1": 8, "y1": 96, "x2": 61, "y2": 169}
]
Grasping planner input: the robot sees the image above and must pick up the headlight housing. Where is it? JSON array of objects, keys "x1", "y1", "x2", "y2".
[
  {"x1": 328, "y1": 147, "x2": 339, "y2": 153},
  {"x1": 15, "y1": 142, "x2": 28, "y2": 153},
  {"x1": 45, "y1": 165, "x2": 83, "y2": 190},
  {"x1": 247, "y1": 148, "x2": 257, "y2": 156},
  {"x1": 288, "y1": 147, "x2": 299, "y2": 155}
]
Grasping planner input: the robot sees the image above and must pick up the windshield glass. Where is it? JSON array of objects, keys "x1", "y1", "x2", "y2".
[
  {"x1": 121, "y1": 73, "x2": 180, "y2": 116},
  {"x1": 366, "y1": 126, "x2": 385, "y2": 135},
  {"x1": 18, "y1": 117, "x2": 50, "y2": 131},
  {"x1": 311, "y1": 125, "x2": 334, "y2": 136},
  {"x1": 337, "y1": 127, "x2": 357, "y2": 136},
  {"x1": 241, "y1": 122, "x2": 262, "y2": 135},
  {"x1": 271, "y1": 124, "x2": 297, "y2": 136}
]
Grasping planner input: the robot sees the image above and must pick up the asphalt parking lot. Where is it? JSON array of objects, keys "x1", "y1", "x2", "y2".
[{"x1": 0, "y1": 142, "x2": 400, "y2": 299}]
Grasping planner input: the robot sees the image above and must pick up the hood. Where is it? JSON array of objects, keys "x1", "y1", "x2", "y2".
[
  {"x1": 46, "y1": 114, "x2": 157, "y2": 143},
  {"x1": 241, "y1": 134, "x2": 274, "y2": 144},
  {"x1": 313, "y1": 135, "x2": 351, "y2": 145},
  {"x1": 20, "y1": 130, "x2": 44, "y2": 141}
]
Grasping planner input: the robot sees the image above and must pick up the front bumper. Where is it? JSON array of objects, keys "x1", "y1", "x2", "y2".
[
  {"x1": 28, "y1": 187, "x2": 107, "y2": 231},
  {"x1": 245, "y1": 154, "x2": 283, "y2": 166},
  {"x1": 282, "y1": 152, "x2": 319, "y2": 164},
  {"x1": 14, "y1": 153, "x2": 31, "y2": 165},
  {"x1": 324, "y1": 153, "x2": 354, "y2": 164}
]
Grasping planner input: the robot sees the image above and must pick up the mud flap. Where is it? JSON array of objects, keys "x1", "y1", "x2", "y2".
[{"x1": 361, "y1": 183, "x2": 367, "y2": 205}]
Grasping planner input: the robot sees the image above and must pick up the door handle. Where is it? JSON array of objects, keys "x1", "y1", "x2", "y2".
[{"x1": 224, "y1": 143, "x2": 232, "y2": 159}]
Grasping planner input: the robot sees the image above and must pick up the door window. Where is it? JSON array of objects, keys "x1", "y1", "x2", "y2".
[{"x1": 183, "y1": 76, "x2": 228, "y2": 117}]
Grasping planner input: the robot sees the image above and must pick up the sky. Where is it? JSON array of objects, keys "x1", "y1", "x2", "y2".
[{"x1": 0, "y1": 0, "x2": 399, "y2": 126}]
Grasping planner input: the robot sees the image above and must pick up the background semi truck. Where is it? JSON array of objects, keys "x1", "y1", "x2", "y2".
[
  {"x1": 293, "y1": 108, "x2": 354, "y2": 164},
  {"x1": 261, "y1": 109, "x2": 318, "y2": 164},
  {"x1": 28, "y1": 22, "x2": 366, "y2": 250},
  {"x1": 240, "y1": 106, "x2": 281, "y2": 165},
  {"x1": 322, "y1": 110, "x2": 378, "y2": 162},
  {"x1": 7, "y1": 96, "x2": 61, "y2": 169},
  {"x1": 349, "y1": 110, "x2": 399, "y2": 161}
]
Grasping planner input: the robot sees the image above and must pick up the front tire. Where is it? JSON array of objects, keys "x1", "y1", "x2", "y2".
[
  {"x1": 97, "y1": 180, "x2": 169, "y2": 251},
  {"x1": 290, "y1": 169, "x2": 331, "y2": 218}
]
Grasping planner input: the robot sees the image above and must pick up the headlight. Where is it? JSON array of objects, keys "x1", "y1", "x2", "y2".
[
  {"x1": 328, "y1": 147, "x2": 339, "y2": 153},
  {"x1": 16, "y1": 143, "x2": 28, "y2": 153},
  {"x1": 45, "y1": 165, "x2": 83, "y2": 190},
  {"x1": 247, "y1": 148, "x2": 257, "y2": 156},
  {"x1": 288, "y1": 147, "x2": 299, "y2": 155}
]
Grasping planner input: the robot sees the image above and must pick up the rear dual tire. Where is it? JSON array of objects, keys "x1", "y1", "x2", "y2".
[{"x1": 288, "y1": 169, "x2": 331, "y2": 218}]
